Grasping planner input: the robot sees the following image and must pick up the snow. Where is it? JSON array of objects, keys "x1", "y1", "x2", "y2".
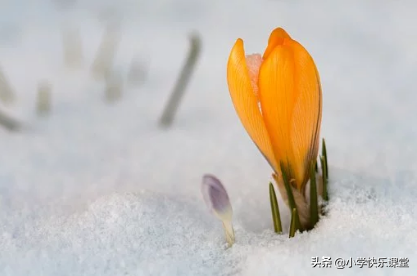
[{"x1": 1, "y1": 0, "x2": 417, "y2": 275}]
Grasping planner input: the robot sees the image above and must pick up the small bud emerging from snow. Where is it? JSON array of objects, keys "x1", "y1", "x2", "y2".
[
  {"x1": 201, "y1": 174, "x2": 235, "y2": 246},
  {"x1": 202, "y1": 175, "x2": 231, "y2": 216}
]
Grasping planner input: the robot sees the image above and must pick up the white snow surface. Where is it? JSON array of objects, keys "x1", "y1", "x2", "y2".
[{"x1": 1, "y1": 0, "x2": 417, "y2": 275}]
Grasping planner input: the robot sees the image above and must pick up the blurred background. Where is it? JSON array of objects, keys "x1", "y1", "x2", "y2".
[
  {"x1": 1, "y1": 0, "x2": 417, "y2": 222},
  {"x1": 1, "y1": 0, "x2": 417, "y2": 274}
]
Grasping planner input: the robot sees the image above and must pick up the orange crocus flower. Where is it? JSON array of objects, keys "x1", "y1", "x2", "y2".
[{"x1": 227, "y1": 27, "x2": 322, "y2": 225}]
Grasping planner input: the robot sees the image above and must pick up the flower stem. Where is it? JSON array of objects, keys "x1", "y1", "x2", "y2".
[
  {"x1": 222, "y1": 220, "x2": 235, "y2": 247},
  {"x1": 320, "y1": 155, "x2": 328, "y2": 201},
  {"x1": 269, "y1": 182, "x2": 282, "y2": 233},
  {"x1": 289, "y1": 208, "x2": 297, "y2": 238},
  {"x1": 322, "y1": 138, "x2": 328, "y2": 179},
  {"x1": 280, "y1": 162, "x2": 302, "y2": 232},
  {"x1": 309, "y1": 161, "x2": 319, "y2": 228}
]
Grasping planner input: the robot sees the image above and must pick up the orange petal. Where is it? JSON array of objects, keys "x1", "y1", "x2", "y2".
[
  {"x1": 290, "y1": 40, "x2": 322, "y2": 189},
  {"x1": 263, "y1": 27, "x2": 291, "y2": 59},
  {"x1": 258, "y1": 39, "x2": 321, "y2": 191},
  {"x1": 227, "y1": 39, "x2": 278, "y2": 171}
]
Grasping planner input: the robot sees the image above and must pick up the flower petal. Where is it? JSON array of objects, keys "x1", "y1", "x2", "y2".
[
  {"x1": 290, "y1": 41, "x2": 322, "y2": 191},
  {"x1": 263, "y1": 27, "x2": 291, "y2": 59},
  {"x1": 227, "y1": 39, "x2": 278, "y2": 171},
  {"x1": 201, "y1": 174, "x2": 232, "y2": 216},
  {"x1": 258, "y1": 39, "x2": 321, "y2": 191}
]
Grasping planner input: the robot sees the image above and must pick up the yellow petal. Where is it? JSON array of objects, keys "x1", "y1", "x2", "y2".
[
  {"x1": 227, "y1": 39, "x2": 278, "y2": 171},
  {"x1": 263, "y1": 27, "x2": 291, "y2": 59},
  {"x1": 258, "y1": 39, "x2": 321, "y2": 191},
  {"x1": 290, "y1": 41, "x2": 322, "y2": 190}
]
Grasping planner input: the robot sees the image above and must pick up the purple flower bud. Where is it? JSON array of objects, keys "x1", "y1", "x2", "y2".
[
  {"x1": 201, "y1": 174, "x2": 235, "y2": 246},
  {"x1": 202, "y1": 174, "x2": 232, "y2": 216}
]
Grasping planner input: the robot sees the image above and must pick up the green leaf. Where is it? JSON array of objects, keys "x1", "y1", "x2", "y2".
[
  {"x1": 322, "y1": 138, "x2": 328, "y2": 179},
  {"x1": 289, "y1": 208, "x2": 297, "y2": 238},
  {"x1": 320, "y1": 156, "x2": 328, "y2": 201},
  {"x1": 280, "y1": 162, "x2": 302, "y2": 231},
  {"x1": 269, "y1": 183, "x2": 282, "y2": 233},
  {"x1": 309, "y1": 161, "x2": 319, "y2": 228}
]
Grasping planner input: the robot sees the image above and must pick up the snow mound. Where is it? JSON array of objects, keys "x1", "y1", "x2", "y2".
[{"x1": 1, "y1": 170, "x2": 416, "y2": 275}]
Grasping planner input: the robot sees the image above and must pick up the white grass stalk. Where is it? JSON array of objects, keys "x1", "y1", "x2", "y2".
[
  {"x1": 0, "y1": 66, "x2": 15, "y2": 104},
  {"x1": 62, "y1": 27, "x2": 83, "y2": 69},
  {"x1": 104, "y1": 73, "x2": 123, "y2": 103},
  {"x1": 127, "y1": 56, "x2": 147, "y2": 87},
  {"x1": 0, "y1": 109, "x2": 20, "y2": 131},
  {"x1": 91, "y1": 25, "x2": 120, "y2": 80},
  {"x1": 159, "y1": 32, "x2": 201, "y2": 127},
  {"x1": 37, "y1": 81, "x2": 52, "y2": 116}
]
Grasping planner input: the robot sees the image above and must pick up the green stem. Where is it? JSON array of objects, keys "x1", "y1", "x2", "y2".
[
  {"x1": 289, "y1": 208, "x2": 297, "y2": 238},
  {"x1": 320, "y1": 156, "x2": 328, "y2": 201},
  {"x1": 309, "y1": 161, "x2": 318, "y2": 228},
  {"x1": 322, "y1": 138, "x2": 328, "y2": 179},
  {"x1": 280, "y1": 162, "x2": 302, "y2": 231},
  {"x1": 269, "y1": 182, "x2": 282, "y2": 233}
]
